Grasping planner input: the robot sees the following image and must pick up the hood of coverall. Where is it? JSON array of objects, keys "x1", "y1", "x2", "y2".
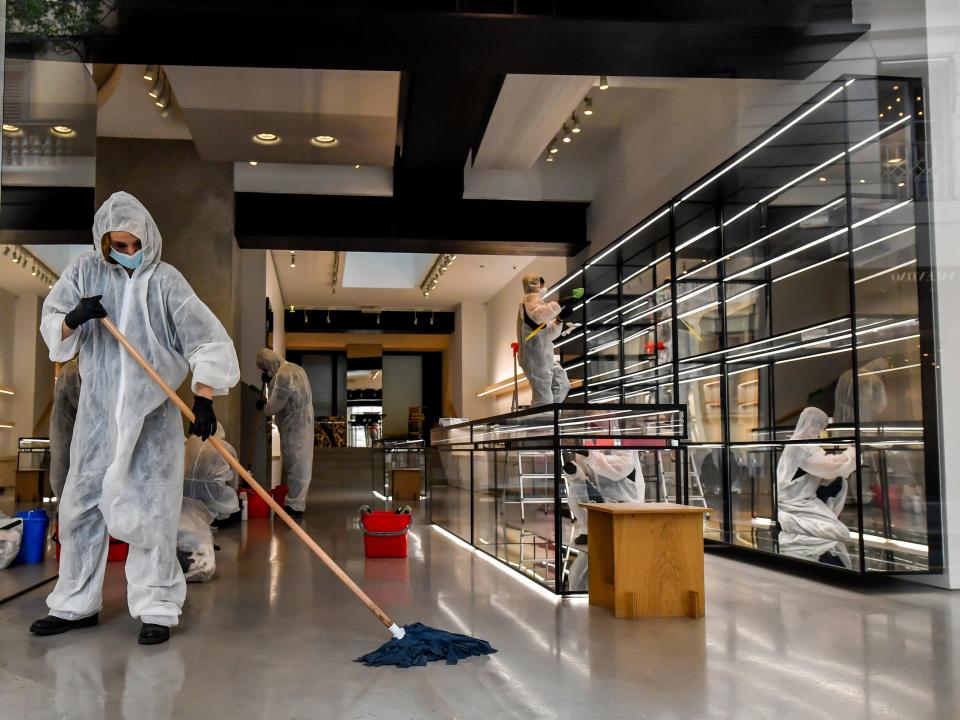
[
  {"x1": 93, "y1": 191, "x2": 163, "y2": 276},
  {"x1": 790, "y1": 407, "x2": 829, "y2": 440},
  {"x1": 256, "y1": 348, "x2": 284, "y2": 376},
  {"x1": 522, "y1": 273, "x2": 545, "y2": 295}
]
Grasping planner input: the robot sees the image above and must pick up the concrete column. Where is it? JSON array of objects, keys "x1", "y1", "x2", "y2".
[{"x1": 95, "y1": 138, "x2": 242, "y2": 450}]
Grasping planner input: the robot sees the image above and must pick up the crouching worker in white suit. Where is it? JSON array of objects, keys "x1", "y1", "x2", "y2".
[
  {"x1": 31, "y1": 191, "x2": 240, "y2": 645},
  {"x1": 776, "y1": 408, "x2": 856, "y2": 552}
]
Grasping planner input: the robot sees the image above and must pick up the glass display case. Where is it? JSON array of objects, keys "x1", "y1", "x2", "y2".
[
  {"x1": 543, "y1": 75, "x2": 940, "y2": 575},
  {"x1": 372, "y1": 439, "x2": 425, "y2": 499},
  {"x1": 429, "y1": 403, "x2": 687, "y2": 595}
]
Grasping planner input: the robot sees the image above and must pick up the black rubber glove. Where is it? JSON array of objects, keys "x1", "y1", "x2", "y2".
[
  {"x1": 261, "y1": 371, "x2": 272, "y2": 384},
  {"x1": 255, "y1": 398, "x2": 266, "y2": 411},
  {"x1": 557, "y1": 295, "x2": 578, "y2": 321},
  {"x1": 188, "y1": 396, "x2": 217, "y2": 440},
  {"x1": 64, "y1": 295, "x2": 107, "y2": 330}
]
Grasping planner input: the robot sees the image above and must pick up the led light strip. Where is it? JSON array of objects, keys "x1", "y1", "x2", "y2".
[
  {"x1": 853, "y1": 225, "x2": 915, "y2": 254},
  {"x1": 684, "y1": 198, "x2": 845, "y2": 282},
  {"x1": 848, "y1": 114, "x2": 912, "y2": 154},
  {"x1": 543, "y1": 269, "x2": 583, "y2": 299},
  {"x1": 725, "y1": 228, "x2": 847, "y2": 282},
  {"x1": 676, "y1": 225, "x2": 718, "y2": 252},
  {"x1": 585, "y1": 208, "x2": 671, "y2": 269},
  {"x1": 854, "y1": 258, "x2": 917, "y2": 285},
  {"x1": 679, "y1": 81, "x2": 849, "y2": 203},
  {"x1": 555, "y1": 331, "x2": 584, "y2": 348},
  {"x1": 861, "y1": 362, "x2": 920, "y2": 376}
]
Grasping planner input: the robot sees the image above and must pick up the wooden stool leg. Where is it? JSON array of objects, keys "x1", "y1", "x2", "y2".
[{"x1": 688, "y1": 590, "x2": 702, "y2": 619}]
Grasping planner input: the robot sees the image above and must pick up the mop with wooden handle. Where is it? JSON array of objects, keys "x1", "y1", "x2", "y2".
[{"x1": 100, "y1": 317, "x2": 495, "y2": 668}]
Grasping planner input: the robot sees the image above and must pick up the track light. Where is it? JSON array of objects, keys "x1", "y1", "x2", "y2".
[
  {"x1": 154, "y1": 82, "x2": 171, "y2": 110},
  {"x1": 546, "y1": 154, "x2": 555, "y2": 163},
  {"x1": 413, "y1": 311, "x2": 418, "y2": 326},
  {"x1": 143, "y1": 65, "x2": 158, "y2": 81},
  {"x1": 548, "y1": 139, "x2": 559, "y2": 155},
  {"x1": 289, "y1": 251, "x2": 296, "y2": 268},
  {"x1": 326, "y1": 310, "x2": 331, "y2": 324},
  {"x1": 376, "y1": 312, "x2": 381, "y2": 325},
  {"x1": 148, "y1": 72, "x2": 164, "y2": 98},
  {"x1": 31, "y1": 265, "x2": 37, "y2": 276},
  {"x1": 289, "y1": 305, "x2": 295, "y2": 312},
  {"x1": 561, "y1": 125, "x2": 572, "y2": 143},
  {"x1": 430, "y1": 312, "x2": 434, "y2": 325},
  {"x1": 571, "y1": 114, "x2": 581, "y2": 133},
  {"x1": 583, "y1": 97, "x2": 594, "y2": 116},
  {"x1": 599, "y1": 75, "x2": 609, "y2": 90},
  {"x1": 303, "y1": 309, "x2": 308, "y2": 323}
]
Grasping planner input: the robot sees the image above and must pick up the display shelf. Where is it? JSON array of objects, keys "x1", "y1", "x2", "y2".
[
  {"x1": 531, "y1": 75, "x2": 940, "y2": 576},
  {"x1": 430, "y1": 402, "x2": 687, "y2": 594}
]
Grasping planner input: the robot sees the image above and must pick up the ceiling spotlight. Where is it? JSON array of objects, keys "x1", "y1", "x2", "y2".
[
  {"x1": 154, "y1": 83, "x2": 171, "y2": 110},
  {"x1": 159, "y1": 108, "x2": 170, "y2": 119},
  {"x1": 12, "y1": 251, "x2": 18, "y2": 263},
  {"x1": 898, "y1": 181, "x2": 906, "y2": 187},
  {"x1": 918, "y1": 111, "x2": 923, "y2": 117},
  {"x1": 289, "y1": 304, "x2": 295, "y2": 312},
  {"x1": 290, "y1": 251, "x2": 296, "y2": 268},
  {"x1": 916, "y1": 96, "x2": 922, "y2": 102},
  {"x1": 583, "y1": 97, "x2": 594, "y2": 116},
  {"x1": 253, "y1": 132, "x2": 281, "y2": 145},
  {"x1": 599, "y1": 76, "x2": 609, "y2": 90},
  {"x1": 31, "y1": 265, "x2": 37, "y2": 276},
  {"x1": 354, "y1": 164, "x2": 361, "y2": 169},
  {"x1": 249, "y1": 161, "x2": 258, "y2": 166},
  {"x1": 859, "y1": 178, "x2": 866, "y2": 183},
  {"x1": 376, "y1": 312, "x2": 381, "y2": 325},
  {"x1": 546, "y1": 155, "x2": 555, "y2": 163},
  {"x1": 885, "y1": 157, "x2": 904, "y2": 164},
  {"x1": 143, "y1": 65, "x2": 159, "y2": 81},
  {"x1": 326, "y1": 310, "x2": 331, "y2": 324},
  {"x1": 898, "y1": 111, "x2": 904, "y2": 117},
  {"x1": 423, "y1": 291, "x2": 430, "y2": 298},
  {"x1": 893, "y1": 85, "x2": 900, "y2": 91},
  {"x1": 548, "y1": 139, "x2": 559, "y2": 154},
  {"x1": 2, "y1": 123, "x2": 22, "y2": 136},
  {"x1": 148, "y1": 72, "x2": 165, "y2": 98},
  {"x1": 561, "y1": 125, "x2": 572, "y2": 143},
  {"x1": 818, "y1": 177, "x2": 827, "y2": 182},
  {"x1": 50, "y1": 125, "x2": 76, "y2": 138},
  {"x1": 310, "y1": 135, "x2": 339, "y2": 148},
  {"x1": 430, "y1": 312, "x2": 435, "y2": 325},
  {"x1": 413, "y1": 311, "x2": 418, "y2": 326},
  {"x1": 571, "y1": 114, "x2": 581, "y2": 133}
]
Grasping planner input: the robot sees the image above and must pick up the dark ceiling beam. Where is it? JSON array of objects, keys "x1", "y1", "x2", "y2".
[
  {"x1": 0, "y1": 186, "x2": 93, "y2": 244},
  {"x1": 283, "y1": 309, "x2": 455, "y2": 335},
  {"x1": 32, "y1": 2, "x2": 869, "y2": 81},
  {"x1": 235, "y1": 193, "x2": 587, "y2": 256}
]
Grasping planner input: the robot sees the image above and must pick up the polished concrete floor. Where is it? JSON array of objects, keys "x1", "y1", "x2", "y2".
[{"x1": 1, "y1": 450, "x2": 958, "y2": 719}]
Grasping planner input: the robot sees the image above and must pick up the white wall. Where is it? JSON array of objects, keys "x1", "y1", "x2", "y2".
[
  {"x1": 382, "y1": 355, "x2": 421, "y2": 439},
  {"x1": 0, "y1": 287, "x2": 16, "y2": 456},
  {"x1": 265, "y1": 249, "x2": 285, "y2": 358},
  {"x1": 10, "y1": 294, "x2": 39, "y2": 447}
]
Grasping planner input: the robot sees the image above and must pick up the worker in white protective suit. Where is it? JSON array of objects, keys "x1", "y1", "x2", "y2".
[
  {"x1": 49, "y1": 359, "x2": 81, "y2": 499},
  {"x1": 564, "y1": 448, "x2": 643, "y2": 545},
  {"x1": 177, "y1": 497, "x2": 217, "y2": 583},
  {"x1": 183, "y1": 423, "x2": 239, "y2": 521},
  {"x1": 255, "y1": 348, "x2": 314, "y2": 518},
  {"x1": 834, "y1": 358, "x2": 889, "y2": 424},
  {"x1": 516, "y1": 274, "x2": 577, "y2": 406},
  {"x1": 776, "y1": 407, "x2": 856, "y2": 547},
  {"x1": 31, "y1": 191, "x2": 240, "y2": 645}
]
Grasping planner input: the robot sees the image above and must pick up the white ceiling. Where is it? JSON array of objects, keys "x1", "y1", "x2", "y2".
[
  {"x1": 272, "y1": 250, "x2": 533, "y2": 311},
  {"x1": 162, "y1": 66, "x2": 400, "y2": 166}
]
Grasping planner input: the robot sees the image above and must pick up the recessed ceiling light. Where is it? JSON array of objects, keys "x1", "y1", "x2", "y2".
[
  {"x1": 859, "y1": 178, "x2": 866, "y2": 183},
  {"x1": 2, "y1": 123, "x2": 21, "y2": 136},
  {"x1": 253, "y1": 132, "x2": 281, "y2": 145},
  {"x1": 546, "y1": 155, "x2": 555, "y2": 162},
  {"x1": 898, "y1": 181, "x2": 906, "y2": 187},
  {"x1": 50, "y1": 125, "x2": 76, "y2": 138},
  {"x1": 310, "y1": 135, "x2": 339, "y2": 148},
  {"x1": 893, "y1": 84, "x2": 900, "y2": 90},
  {"x1": 249, "y1": 161, "x2": 258, "y2": 166},
  {"x1": 818, "y1": 177, "x2": 827, "y2": 182},
  {"x1": 571, "y1": 114, "x2": 581, "y2": 133},
  {"x1": 885, "y1": 157, "x2": 904, "y2": 164},
  {"x1": 561, "y1": 125, "x2": 572, "y2": 143},
  {"x1": 548, "y1": 139, "x2": 559, "y2": 154},
  {"x1": 354, "y1": 164, "x2": 360, "y2": 169}
]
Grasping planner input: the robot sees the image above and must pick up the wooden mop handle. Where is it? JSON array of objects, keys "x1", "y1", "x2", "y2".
[{"x1": 99, "y1": 317, "x2": 397, "y2": 632}]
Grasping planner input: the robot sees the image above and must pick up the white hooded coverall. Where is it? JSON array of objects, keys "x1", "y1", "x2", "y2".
[
  {"x1": 40, "y1": 191, "x2": 240, "y2": 627},
  {"x1": 49, "y1": 359, "x2": 81, "y2": 499},
  {"x1": 516, "y1": 273, "x2": 570, "y2": 406},
  {"x1": 776, "y1": 407, "x2": 856, "y2": 544},
  {"x1": 256, "y1": 349, "x2": 315, "y2": 512}
]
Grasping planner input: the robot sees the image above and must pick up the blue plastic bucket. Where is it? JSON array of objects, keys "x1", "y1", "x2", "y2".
[{"x1": 14, "y1": 509, "x2": 49, "y2": 564}]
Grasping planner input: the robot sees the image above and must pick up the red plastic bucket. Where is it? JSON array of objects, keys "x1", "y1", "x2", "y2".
[
  {"x1": 271, "y1": 484, "x2": 289, "y2": 509},
  {"x1": 360, "y1": 512, "x2": 412, "y2": 558},
  {"x1": 241, "y1": 489, "x2": 270, "y2": 518}
]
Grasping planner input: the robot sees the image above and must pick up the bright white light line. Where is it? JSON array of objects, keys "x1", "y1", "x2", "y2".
[
  {"x1": 725, "y1": 228, "x2": 847, "y2": 282},
  {"x1": 586, "y1": 208, "x2": 671, "y2": 268},
  {"x1": 555, "y1": 331, "x2": 584, "y2": 348},
  {"x1": 684, "y1": 198, "x2": 845, "y2": 282},
  {"x1": 676, "y1": 225, "x2": 718, "y2": 252},
  {"x1": 849, "y1": 114, "x2": 912, "y2": 153},
  {"x1": 862, "y1": 362, "x2": 920, "y2": 376},
  {"x1": 679, "y1": 81, "x2": 848, "y2": 203},
  {"x1": 542, "y1": 269, "x2": 583, "y2": 299},
  {"x1": 854, "y1": 258, "x2": 917, "y2": 285}
]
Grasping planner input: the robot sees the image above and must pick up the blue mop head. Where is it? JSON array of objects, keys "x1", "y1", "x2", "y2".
[{"x1": 355, "y1": 623, "x2": 497, "y2": 668}]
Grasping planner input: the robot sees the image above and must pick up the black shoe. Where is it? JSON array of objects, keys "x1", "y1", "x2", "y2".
[
  {"x1": 138, "y1": 623, "x2": 170, "y2": 645},
  {"x1": 574, "y1": 534, "x2": 588, "y2": 546},
  {"x1": 283, "y1": 505, "x2": 304, "y2": 519},
  {"x1": 29, "y1": 613, "x2": 99, "y2": 636}
]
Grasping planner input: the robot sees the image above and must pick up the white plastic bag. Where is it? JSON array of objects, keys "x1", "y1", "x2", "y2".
[
  {"x1": 0, "y1": 513, "x2": 23, "y2": 569},
  {"x1": 176, "y1": 498, "x2": 216, "y2": 583}
]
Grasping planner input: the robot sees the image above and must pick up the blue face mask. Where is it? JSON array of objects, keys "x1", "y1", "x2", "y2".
[{"x1": 110, "y1": 248, "x2": 144, "y2": 270}]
